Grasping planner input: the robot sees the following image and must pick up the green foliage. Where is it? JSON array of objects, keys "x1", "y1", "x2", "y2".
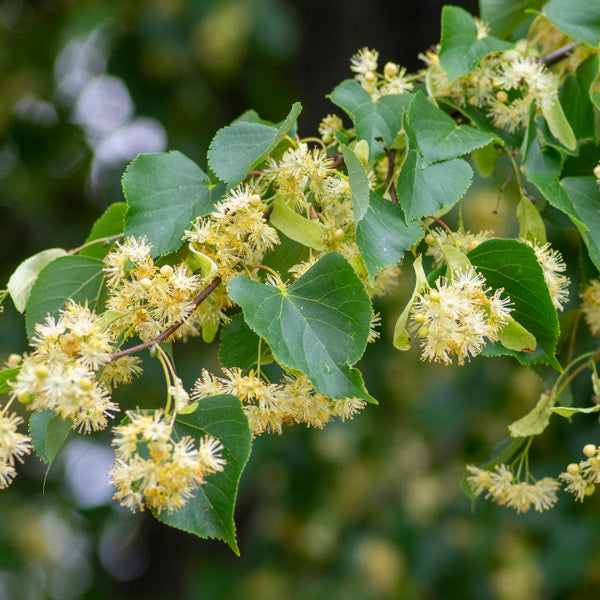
[
  {"x1": 3, "y1": 0, "x2": 600, "y2": 569},
  {"x1": 439, "y1": 5, "x2": 512, "y2": 81},
  {"x1": 228, "y1": 253, "x2": 374, "y2": 402},
  {"x1": 328, "y1": 80, "x2": 412, "y2": 156},
  {"x1": 469, "y1": 239, "x2": 560, "y2": 367},
  {"x1": 155, "y1": 395, "x2": 252, "y2": 555},
  {"x1": 122, "y1": 151, "x2": 224, "y2": 258},
  {"x1": 25, "y1": 255, "x2": 105, "y2": 340},
  {"x1": 207, "y1": 103, "x2": 302, "y2": 186},
  {"x1": 29, "y1": 410, "x2": 71, "y2": 466}
]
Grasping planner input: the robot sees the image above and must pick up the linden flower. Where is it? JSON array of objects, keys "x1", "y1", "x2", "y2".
[
  {"x1": 350, "y1": 47, "x2": 379, "y2": 74},
  {"x1": 581, "y1": 279, "x2": 600, "y2": 336},
  {"x1": 191, "y1": 369, "x2": 365, "y2": 436},
  {"x1": 109, "y1": 409, "x2": 226, "y2": 514},
  {"x1": 466, "y1": 464, "x2": 559, "y2": 513},
  {"x1": 425, "y1": 228, "x2": 494, "y2": 267},
  {"x1": 0, "y1": 409, "x2": 32, "y2": 489},
  {"x1": 525, "y1": 240, "x2": 570, "y2": 311},
  {"x1": 410, "y1": 268, "x2": 512, "y2": 365}
]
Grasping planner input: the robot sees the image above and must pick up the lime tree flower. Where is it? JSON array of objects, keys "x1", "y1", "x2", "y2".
[{"x1": 409, "y1": 268, "x2": 512, "y2": 365}]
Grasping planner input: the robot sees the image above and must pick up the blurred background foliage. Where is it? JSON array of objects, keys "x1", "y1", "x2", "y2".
[{"x1": 1, "y1": 0, "x2": 600, "y2": 598}]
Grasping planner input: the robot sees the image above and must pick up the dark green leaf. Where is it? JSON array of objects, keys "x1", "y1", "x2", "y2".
[
  {"x1": 155, "y1": 395, "x2": 252, "y2": 555},
  {"x1": 25, "y1": 256, "x2": 105, "y2": 340},
  {"x1": 29, "y1": 409, "x2": 71, "y2": 466},
  {"x1": 262, "y1": 232, "x2": 310, "y2": 283},
  {"x1": 559, "y1": 55, "x2": 599, "y2": 142},
  {"x1": 561, "y1": 176, "x2": 600, "y2": 271},
  {"x1": 468, "y1": 239, "x2": 560, "y2": 368},
  {"x1": 207, "y1": 103, "x2": 302, "y2": 186},
  {"x1": 396, "y1": 151, "x2": 473, "y2": 222},
  {"x1": 479, "y1": 0, "x2": 545, "y2": 39},
  {"x1": 408, "y1": 92, "x2": 501, "y2": 165},
  {"x1": 219, "y1": 313, "x2": 272, "y2": 372},
  {"x1": 342, "y1": 145, "x2": 423, "y2": 278},
  {"x1": 79, "y1": 202, "x2": 127, "y2": 259},
  {"x1": 439, "y1": 5, "x2": 512, "y2": 81},
  {"x1": 228, "y1": 253, "x2": 374, "y2": 401},
  {"x1": 123, "y1": 151, "x2": 224, "y2": 258},
  {"x1": 328, "y1": 79, "x2": 412, "y2": 157},
  {"x1": 543, "y1": 0, "x2": 600, "y2": 47}
]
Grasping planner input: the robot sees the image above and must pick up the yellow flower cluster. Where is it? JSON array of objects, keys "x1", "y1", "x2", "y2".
[
  {"x1": 525, "y1": 240, "x2": 570, "y2": 311},
  {"x1": 420, "y1": 40, "x2": 559, "y2": 133},
  {"x1": 425, "y1": 228, "x2": 494, "y2": 267},
  {"x1": 350, "y1": 47, "x2": 414, "y2": 98},
  {"x1": 104, "y1": 237, "x2": 214, "y2": 343},
  {"x1": 466, "y1": 464, "x2": 559, "y2": 513},
  {"x1": 109, "y1": 409, "x2": 225, "y2": 514},
  {"x1": 559, "y1": 443, "x2": 600, "y2": 501},
  {"x1": 0, "y1": 409, "x2": 32, "y2": 488},
  {"x1": 11, "y1": 302, "x2": 122, "y2": 433},
  {"x1": 410, "y1": 268, "x2": 512, "y2": 365},
  {"x1": 192, "y1": 368, "x2": 365, "y2": 436}
]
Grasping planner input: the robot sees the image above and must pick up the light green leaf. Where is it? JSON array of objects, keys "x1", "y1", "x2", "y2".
[
  {"x1": 479, "y1": 0, "x2": 545, "y2": 39},
  {"x1": 79, "y1": 202, "x2": 126, "y2": 259},
  {"x1": 228, "y1": 253, "x2": 374, "y2": 402},
  {"x1": 187, "y1": 248, "x2": 219, "y2": 279},
  {"x1": 443, "y1": 245, "x2": 473, "y2": 274},
  {"x1": 472, "y1": 143, "x2": 498, "y2": 178},
  {"x1": 543, "y1": 0, "x2": 600, "y2": 48},
  {"x1": 328, "y1": 79, "x2": 413, "y2": 157},
  {"x1": 219, "y1": 313, "x2": 272, "y2": 372},
  {"x1": 393, "y1": 255, "x2": 428, "y2": 351},
  {"x1": 208, "y1": 103, "x2": 302, "y2": 186},
  {"x1": 396, "y1": 150, "x2": 473, "y2": 222},
  {"x1": 408, "y1": 92, "x2": 501, "y2": 166},
  {"x1": 0, "y1": 368, "x2": 19, "y2": 394},
  {"x1": 552, "y1": 405, "x2": 600, "y2": 418},
  {"x1": 542, "y1": 98, "x2": 576, "y2": 151},
  {"x1": 517, "y1": 195, "x2": 547, "y2": 244},
  {"x1": 342, "y1": 145, "x2": 423, "y2": 278},
  {"x1": 497, "y1": 316, "x2": 537, "y2": 353},
  {"x1": 25, "y1": 256, "x2": 105, "y2": 341},
  {"x1": 123, "y1": 151, "x2": 225, "y2": 258},
  {"x1": 29, "y1": 409, "x2": 71, "y2": 466},
  {"x1": 7, "y1": 248, "x2": 68, "y2": 313},
  {"x1": 439, "y1": 5, "x2": 513, "y2": 81},
  {"x1": 269, "y1": 196, "x2": 325, "y2": 250},
  {"x1": 468, "y1": 239, "x2": 560, "y2": 368},
  {"x1": 155, "y1": 395, "x2": 252, "y2": 555},
  {"x1": 509, "y1": 392, "x2": 554, "y2": 437}
]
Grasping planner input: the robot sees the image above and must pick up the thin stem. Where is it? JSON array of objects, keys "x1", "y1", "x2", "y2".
[
  {"x1": 108, "y1": 276, "x2": 222, "y2": 361},
  {"x1": 68, "y1": 234, "x2": 123, "y2": 255},
  {"x1": 156, "y1": 346, "x2": 174, "y2": 414},
  {"x1": 541, "y1": 42, "x2": 579, "y2": 67}
]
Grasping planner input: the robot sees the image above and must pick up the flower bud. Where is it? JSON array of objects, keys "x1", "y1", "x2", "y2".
[
  {"x1": 496, "y1": 90, "x2": 509, "y2": 103},
  {"x1": 79, "y1": 377, "x2": 93, "y2": 391},
  {"x1": 35, "y1": 365, "x2": 49, "y2": 379},
  {"x1": 17, "y1": 393, "x2": 33, "y2": 405},
  {"x1": 160, "y1": 265, "x2": 174, "y2": 278},
  {"x1": 140, "y1": 278, "x2": 153, "y2": 291},
  {"x1": 384, "y1": 62, "x2": 399, "y2": 78},
  {"x1": 583, "y1": 444, "x2": 597, "y2": 458},
  {"x1": 593, "y1": 164, "x2": 600, "y2": 180},
  {"x1": 567, "y1": 462, "x2": 580, "y2": 476}
]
